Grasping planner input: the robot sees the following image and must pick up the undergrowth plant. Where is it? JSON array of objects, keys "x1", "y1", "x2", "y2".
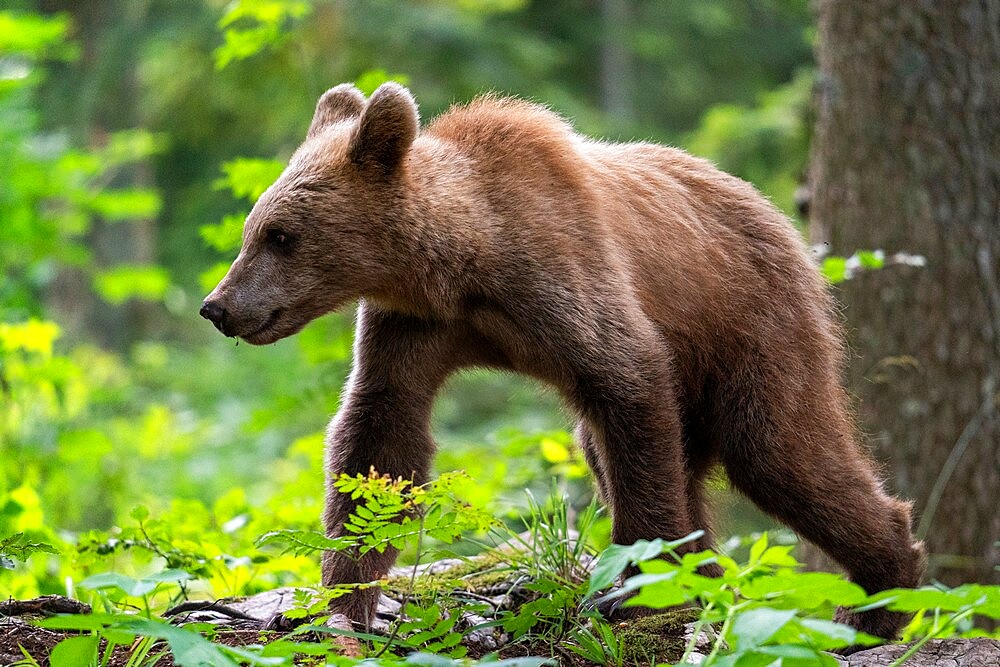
[
  {"x1": 9, "y1": 472, "x2": 1000, "y2": 666},
  {"x1": 587, "y1": 532, "x2": 1000, "y2": 666}
]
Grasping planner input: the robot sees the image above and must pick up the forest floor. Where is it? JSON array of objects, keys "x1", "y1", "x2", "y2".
[{"x1": 3, "y1": 554, "x2": 1000, "y2": 666}]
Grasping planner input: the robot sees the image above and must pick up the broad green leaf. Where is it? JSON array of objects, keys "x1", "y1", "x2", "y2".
[
  {"x1": 79, "y1": 571, "x2": 155, "y2": 597},
  {"x1": 867, "y1": 584, "x2": 1000, "y2": 618},
  {"x1": 39, "y1": 613, "x2": 124, "y2": 631},
  {"x1": 144, "y1": 568, "x2": 195, "y2": 584},
  {"x1": 730, "y1": 607, "x2": 797, "y2": 650},
  {"x1": 742, "y1": 572, "x2": 867, "y2": 608},
  {"x1": 796, "y1": 618, "x2": 858, "y2": 648},
  {"x1": 753, "y1": 643, "x2": 840, "y2": 665},
  {"x1": 49, "y1": 635, "x2": 99, "y2": 667},
  {"x1": 115, "y1": 617, "x2": 284, "y2": 666},
  {"x1": 748, "y1": 533, "x2": 768, "y2": 563},
  {"x1": 624, "y1": 573, "x2": 689, "y2": 609},
  {"x1": 586, "y1": 531, "x2": 703, "y2": 596}
]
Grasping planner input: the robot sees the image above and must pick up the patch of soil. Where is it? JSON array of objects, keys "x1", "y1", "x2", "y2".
[{"x1": 0, "y1": 617, "x2": 292, "y2": 667}]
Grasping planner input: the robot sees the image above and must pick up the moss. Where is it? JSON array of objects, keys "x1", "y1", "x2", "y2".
[
  {"x1": 614, "y1": 608, "x2": 701, "y2": 666},
  {"x1": 386, "y1": 549, "x2": 519, "y2": 600}
]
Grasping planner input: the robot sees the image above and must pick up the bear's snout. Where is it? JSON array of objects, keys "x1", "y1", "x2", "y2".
[{"x1": 200, "y1": 299, "x2": 228, "y2": 333}]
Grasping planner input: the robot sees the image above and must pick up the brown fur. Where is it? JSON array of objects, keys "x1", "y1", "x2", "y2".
[{"x1": 202, "y1": 83, "x2": 925, "y2": 638}]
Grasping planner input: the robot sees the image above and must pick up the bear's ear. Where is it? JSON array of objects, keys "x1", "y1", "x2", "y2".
[
  {"x1": 349, "y1": 82, "x2": 419, "y2": 174},
  {"x1": 307, "y1": 84, "x2": 366, "y2": 139}
]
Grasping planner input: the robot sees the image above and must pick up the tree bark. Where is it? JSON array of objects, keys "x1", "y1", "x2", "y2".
[
  {"x1": 599, "y1": 0, "x2": 635, "y2": 125},
  {"x1": 809, "y1": 0, "x2": 999, "y2": 584},
  {"x1": 840, "y1": 638, "x2": 1000, "y2": 667}
]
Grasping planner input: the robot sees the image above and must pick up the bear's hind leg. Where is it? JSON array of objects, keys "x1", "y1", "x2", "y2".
[
  {"x1": 719, "y1": 376, "x2": 925, "y2": 641},
  {"x1": 575, "y1": 421, "x2": 611, "y2": 504},
  {"x1": 684, "y1": 462, "x2": 725, "y2": 578}
]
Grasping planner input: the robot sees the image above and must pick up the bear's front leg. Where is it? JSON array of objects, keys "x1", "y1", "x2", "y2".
[{"x1": 320, "y1": 303, "x2": 464, "y2": 627}]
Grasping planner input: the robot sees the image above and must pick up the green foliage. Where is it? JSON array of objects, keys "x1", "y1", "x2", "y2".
[
  {"x1": 258, "y1": 471, "x2": 498, "y2": 563},
  {"x1": 584, "y1": 532, "x2": 1000, "y2": 666},
  {"x1": 562, "y1": 618, "x2": 624, "y2": 667},
  {"x1": 0, "y1": 532, "x2": 58, "y2": 570},
  {"x1": 215, "y1": 0, "x2": 312, "y2": 69},
  {"x1": 686, "y1": 70, "x2": 813, "y2": 220},
  {"x1": 41, "y1": 614, "x2": 285, "y2": 667},
  {"x1": 93, "y1": 265, "x2": 171, "y2": 304},
  {"x1": 821, "y1": 250, "x2": 887, "y2": 283},
  {"x1": 0, "y1": 11, "x2": 77, "y2": 59}
]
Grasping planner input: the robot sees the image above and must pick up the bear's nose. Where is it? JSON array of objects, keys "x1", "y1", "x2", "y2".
[{"x1": 200, "y1": 300, "x2": 226, "y2": 326}]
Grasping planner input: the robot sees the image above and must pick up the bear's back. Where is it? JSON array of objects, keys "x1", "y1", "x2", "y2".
[{"x1": 422, "y1": 96, "x2": 831, "y2": 357}]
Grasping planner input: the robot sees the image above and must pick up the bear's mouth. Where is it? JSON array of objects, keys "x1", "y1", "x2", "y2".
[{"x1": 239, "y1": 309, "x2": 283, "y2": 344}]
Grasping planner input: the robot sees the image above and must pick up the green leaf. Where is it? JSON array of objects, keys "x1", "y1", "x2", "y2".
[
  {"x1": 0, "y1": 532, "x2": 59, "y2": 562},
  {"x1": 856, "y1": 250, "x2": 885, "y2": 270},
  {"x1": 0, "y1": 11, "x2": 75, "y2": 58},
  {"x1": 255, "y1": 529, "x2": 355, "y2": 555},
  {"x1": 797, "y1": 618, "x2": 857, "y2": 647},
  {"x1": 749, "y1": 643, "x2": 840, "y2": 665},
  {"x1": 820, "y1": 256, "x2": 848, "y2": 283},
  {"x1": 79, "y1": 572, "x2": 155, "y2": 597},
  {"x1": 144, "y1": 568, "x2": 196, "y2": 585},
  {"x1": 87, "y1": 188, "x2": 161, "y2": 221},
  {"x1": 214, "y1": 158, "x2": 285, "y2": 200},
  {"x1": 200, "y1": 215, "x2": 245, "y2": 253},
  {"x1": 624, "y1": 572, "x2": 689, "y2": 609},
  {"x1": 77, "y1": 570, "x2": 190, "y2": 598},
  {"x1": 730, "y1": 607, "x2": 797, "y2": 650},
  {"x1": 106, "y1": 617, "x2": 283, "y2": 666},
  {"x1": 49, "y1": 635, "x2": 99, "y2": 667},
  {"x1": 39, "y1": 613, "x2": 123, "y2": 632},
  {"x1": 0, "y1": 319, "x2": 61, "y2": 356},
  {"x1": 867, "y1": 584, "x2": 1000, "y2": 618},
  {"x1": 748, "y1": 533, "x2": 768, "y2": 563},
  {"x1": 587, "y1": 531, "x2": 703, "y2": 596},
  {"x1": 742, "y1": 572, "x2": 867, "y2": 609},
  {"x1": 93, "y1": 265, "x2": 171, "y2": 304}
]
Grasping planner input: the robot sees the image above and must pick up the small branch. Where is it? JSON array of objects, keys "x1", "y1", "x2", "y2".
[{"x1": 163, "y1": 600, "x2": 257, "y2": 622}]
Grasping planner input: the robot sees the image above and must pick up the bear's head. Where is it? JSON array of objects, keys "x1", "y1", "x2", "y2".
[{"x1": 200, "y1": 82, "x2": 419, "y2": 344}]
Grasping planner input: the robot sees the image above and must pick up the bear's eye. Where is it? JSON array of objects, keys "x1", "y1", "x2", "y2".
[{"x1": 266, "y1": 228, "x2": 292, "y2": 249}]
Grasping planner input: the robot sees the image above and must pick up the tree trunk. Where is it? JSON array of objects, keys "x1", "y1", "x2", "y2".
[
  {"x1": 41, "y1": 0, "x2": 158, "y2": 349},
  {"x1": 599, "y1": 0, "x2": 635, "y2": 125},
  {"x1": 809, "y1": 0, "x2": 999, "y2": 584}
]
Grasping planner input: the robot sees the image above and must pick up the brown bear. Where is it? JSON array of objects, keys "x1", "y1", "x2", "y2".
[{"x1": 201, "y1": 82, "x2": 925, "y2": 640}]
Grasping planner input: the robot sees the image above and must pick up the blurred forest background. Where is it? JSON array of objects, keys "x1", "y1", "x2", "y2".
[{"x1": 1, "y1": 0, "x2": 997, "y2": 604}]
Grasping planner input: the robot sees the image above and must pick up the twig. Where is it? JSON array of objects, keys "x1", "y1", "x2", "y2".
[
  {"x1": 163, "y1": 600, "x2": 257, "y2": 622},
  {"x1": 0, "y1": 595, "x2": 91, "y2": 617}
]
